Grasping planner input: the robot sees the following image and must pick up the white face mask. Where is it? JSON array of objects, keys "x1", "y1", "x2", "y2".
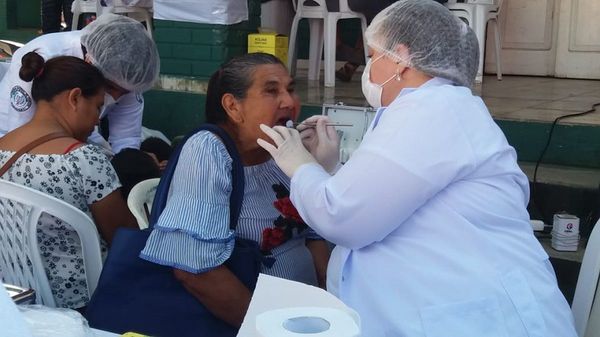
[{"x1": 361, "y1": 55, "x2": 397, "y2": 108}]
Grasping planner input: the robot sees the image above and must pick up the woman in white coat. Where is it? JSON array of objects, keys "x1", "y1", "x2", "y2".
[
  {"x1": 257, "y1": 1, "x2": 577, "y2": 336},
  {"x1": 0, "y1": 14, "x2": 159, "y2": 154}
]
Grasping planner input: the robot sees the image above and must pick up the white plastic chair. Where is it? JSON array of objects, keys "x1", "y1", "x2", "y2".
[
  {"x1": 103, "y1": 0, "x2": 154, "y2": 39},
  {"x1": 572, "y1": 218, "x2": 600, "y2": 337},
  {"x1": 127, "y1": 178, "x2": 159, "y2": 229},
  {"x1": 445, "y1": 0, "x2": 503, "y2": 82},
  {"x1": 71, "y1": 0, "x2": 103, "y2": 31},
  {"x1": 71, "y1": 0, "x2": 153, "y2": 38},
  {"x1": 0, "y1": 180, "x2": 102, "y2": 307},
  {"x1": 288, "y1": 0, "x2": 368, "y2": 87}
]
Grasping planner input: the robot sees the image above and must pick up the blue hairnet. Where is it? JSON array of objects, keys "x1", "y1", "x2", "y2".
[
  {"x1": 81, "y1": 14, "x2": 160, "y2": 92},
  {"x1": 365, "y1": 0, "x2": 479, "y2": 87}
]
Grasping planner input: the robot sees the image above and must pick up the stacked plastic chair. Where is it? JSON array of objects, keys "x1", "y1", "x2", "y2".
[
  {"x1": 445, "y1": 0, "x2": 504, "y2": 82},
  {"x1": 71, "y1": 0, "x2": 153, "y2": 38},
  {"x1": 287, "y1": 0, "x2": 368, "y2": 87}
]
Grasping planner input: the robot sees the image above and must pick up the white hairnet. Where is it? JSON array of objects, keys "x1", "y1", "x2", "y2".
[
  {"x1": 365, "y1": 0, "x2": 479, "y2": 87},
  {"x1": 81, "y1": 14, "x2": 160, "y2": 92}
]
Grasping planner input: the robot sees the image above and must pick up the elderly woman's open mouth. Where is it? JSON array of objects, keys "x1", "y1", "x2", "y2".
[{"x1": 274, "y1": 117, "x2": 293, "y2": 127}]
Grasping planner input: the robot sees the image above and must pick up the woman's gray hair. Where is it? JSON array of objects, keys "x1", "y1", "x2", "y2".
[{"x1": 205, "y1": 53, "x2": 285, "y2": 124}]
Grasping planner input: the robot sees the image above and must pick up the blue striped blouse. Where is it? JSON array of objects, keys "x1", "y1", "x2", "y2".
[{"x1": 140, "y1": 131, "x2": 320, "y2": 286}]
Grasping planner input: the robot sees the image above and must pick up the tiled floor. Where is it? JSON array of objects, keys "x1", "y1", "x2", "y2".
[{"x1": 295, "y1": 68, "x2": 600, "y2": 126}]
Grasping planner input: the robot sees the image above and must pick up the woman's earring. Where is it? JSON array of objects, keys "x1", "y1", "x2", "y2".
[{"x1": 395, "y1": 72, "x2": 402, "y2": 81}]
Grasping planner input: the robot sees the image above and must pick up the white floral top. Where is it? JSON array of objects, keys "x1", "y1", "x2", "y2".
[{"x1": 0, "y1": 144, "x2": 119, "y2": 308}]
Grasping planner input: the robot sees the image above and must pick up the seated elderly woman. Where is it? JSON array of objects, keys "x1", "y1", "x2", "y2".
[
  {"x1": 0, "y1": 52, "x2": 137, "y2": 309},
  {"x1": 140, "y1": 53, "x2": 330, "y2": 327}
]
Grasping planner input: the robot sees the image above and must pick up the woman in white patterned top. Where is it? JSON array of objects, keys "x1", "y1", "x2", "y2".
[
  {"x1": 140, "y1": 53, "x2": 330, "y2": 328},
  {"x1": 0, "y1": 52, "x2": 137, "y2": 309}
]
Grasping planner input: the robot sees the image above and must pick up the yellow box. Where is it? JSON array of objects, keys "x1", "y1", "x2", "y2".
[{"x1": 248, "y1": 32, "x2": 288, "y2": 64}]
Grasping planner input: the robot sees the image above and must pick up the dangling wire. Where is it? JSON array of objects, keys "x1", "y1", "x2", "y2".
[{"x1": 532, "y1": 102, "x2": 600, "y2": 223}]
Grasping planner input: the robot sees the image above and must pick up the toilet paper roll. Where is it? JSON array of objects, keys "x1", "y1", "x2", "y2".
[{"x1": 256, "y1": 307, "x2": 360, "y2": 337}]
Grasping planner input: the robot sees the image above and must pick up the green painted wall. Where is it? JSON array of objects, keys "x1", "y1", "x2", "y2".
[
  {"x1": 2, "y1": 0, "x2": 41, "y2": 29},
  {"x1": 0, "y1": 0, "x2": 40, "y2": 42},
  {"x1": 13, "y1": 0, "x2": 41, "y2": 28},
  {"x1": 498, "y1": 120, "x2": 600, "y2": 168},
  {"x1": 142, "y1": 90, "x2": 600, "y2": 170},
  {"x1": 143, "y1": 89, "x2": 206, "y2": 139},
  {"x1": 155, "y1": 0, "x2": 261, "y2": 78}
]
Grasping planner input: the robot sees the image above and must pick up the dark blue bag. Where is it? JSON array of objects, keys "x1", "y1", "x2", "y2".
[{"x1": 86, "y1": 124, "x2": 263, "y2": 337}]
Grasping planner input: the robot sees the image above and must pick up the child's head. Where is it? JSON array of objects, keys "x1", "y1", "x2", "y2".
[
  {"x1": 111, "y1": 148, "x2": 161, "y2": 199},
  {"x1": 141, "y1": 137, "x2": 173, "y2": 162}
]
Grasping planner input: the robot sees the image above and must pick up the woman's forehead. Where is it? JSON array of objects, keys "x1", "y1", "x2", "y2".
[{"x1": 250, "y1": 64, "x2": 292, "y2": 86}]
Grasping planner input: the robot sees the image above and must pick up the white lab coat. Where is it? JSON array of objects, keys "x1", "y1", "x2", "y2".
[
  {"x1": 0, "y1": 31, "x2": 144, "y2": 153},
  {"x1": 291, "y1": 78, "x2": 577, "y2": 337}
]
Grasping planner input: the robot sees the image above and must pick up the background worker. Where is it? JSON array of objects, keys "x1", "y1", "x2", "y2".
[{"x1": 0, "y1": 14, "x2": 160, "y2": 155}]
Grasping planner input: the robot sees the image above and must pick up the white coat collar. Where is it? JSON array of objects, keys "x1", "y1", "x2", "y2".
[{"x1": 371, "y1": 77, "x2": 454, "y2": 129}]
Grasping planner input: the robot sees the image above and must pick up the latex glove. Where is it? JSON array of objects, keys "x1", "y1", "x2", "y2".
[
  {"x1": 296, "y1": 116, "x2": 340, "y2": 173},
  {"x1": 257, "y1": 124, "x2": 317, "y2": 177}
]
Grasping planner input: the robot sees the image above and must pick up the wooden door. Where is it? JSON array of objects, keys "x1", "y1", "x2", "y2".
[
  {"x1": 555, "y1": 0, "x2": 600, "y2": 79},
  {"x1": 485, "y1": 0, "x2": 559, "y2": 76}
]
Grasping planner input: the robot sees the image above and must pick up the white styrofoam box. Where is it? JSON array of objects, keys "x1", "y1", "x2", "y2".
[
  {"x1": 322, "y1": 103, "x2": 377, "y2": 163},
  {"x1": 552, "y1": 213, "x2": 580, "y2": 236}
]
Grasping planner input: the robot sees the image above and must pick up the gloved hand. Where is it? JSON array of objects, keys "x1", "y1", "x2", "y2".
[
  {"x1": 296, "y1": 116, "x2": 340, "y2": 173},
  {"x1": 257, "y1": 124, "x2": 317, "y2": 177}
]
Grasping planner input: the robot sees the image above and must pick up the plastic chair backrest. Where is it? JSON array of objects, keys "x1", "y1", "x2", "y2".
[
  {"x1": 72, "y1": 0, "x2": 102, "y2": 15},
  {"x1": 572, "y1": 218, "x2": 600, "y2": 337},
  {"x1": 491, "y1": 0, "x2": 503, "y2": 15},
  {"x1": 100, "y1": 0, "x2": 153, "y2": 38},
  {"x1": 294, "y1": 0, "x2": 328, "y2": 14},
  {"x1": 127, "y1": 178, "x2": 160, "y2": 229},
  {"x1": 0, "y1": 180, "x2": 103, "y2": 307},
  {"x1": 72, "y1": 0, "x2": 152, "y2": 37},
  {"x1": 293, "y1": 0, "x2": 354, "y2": 14},
  {"x1": 288, "y1": 0, "x2": 367, "y2": 87},
  {"x1": 71, "y1": 0, "x2": 103, "y2": 31}
]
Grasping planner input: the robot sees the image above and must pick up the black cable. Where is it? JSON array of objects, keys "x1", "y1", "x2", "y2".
[{"x1": 532, "y1": 102, "x2": 600, "y2": 223}]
